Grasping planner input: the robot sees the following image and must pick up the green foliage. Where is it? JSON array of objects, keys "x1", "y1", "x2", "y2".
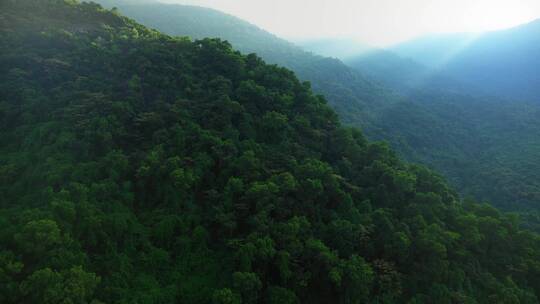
[
  {"x1": 0, "y1": 1, "x2": 540, "y2": 303},
  {"x1": 100, "y1": 0, "x2": 540, "y2": 228},
  {"x1": 20, "y1": 266, "x2": 100, "y2": 304},
  {"x1": 212, "y1": 289, "x2": 241, "y2": 304}
]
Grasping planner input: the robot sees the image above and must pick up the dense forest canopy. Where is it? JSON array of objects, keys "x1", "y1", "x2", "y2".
[
  {"x1": 1, "y1": 0, "x2": 540, "y2": 303},
  {"x1": 95, "y1": 0, "x2": 540, "y2": 225},
  {"x1": 344, "y1": 38, "x2": 540, "y2": 220}
]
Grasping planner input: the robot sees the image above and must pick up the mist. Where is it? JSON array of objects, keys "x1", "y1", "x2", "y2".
[{"x1": 156, "y1": 0, "x2": 540, "y2": 46}]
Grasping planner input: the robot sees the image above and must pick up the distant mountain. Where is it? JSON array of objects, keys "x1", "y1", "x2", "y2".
[
  {"x1": 391, "y1": 33, "x2": 479, "y2": 68},
  {"x1": 391, "y1": 20, "x2": 540, "y2": 102},
  {"x1": 296, "y1": 38, "x2": 373, "y2": 60},
  {"x1": 344, "y1": 50, "x2": 471, "y2": 94}
]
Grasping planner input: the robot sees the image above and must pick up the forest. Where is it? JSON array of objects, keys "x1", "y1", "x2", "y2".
[
  {"x1": 95, "y1": 0, "x2": 540, "y2": 226},
  {"x1": 1, "y1": 0, "x2": 540, "y2": 303}
]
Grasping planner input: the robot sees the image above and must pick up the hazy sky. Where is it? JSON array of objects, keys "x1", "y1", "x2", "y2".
[{"x1": 159, "y1": 0, "x2": 540, "y2": 46}]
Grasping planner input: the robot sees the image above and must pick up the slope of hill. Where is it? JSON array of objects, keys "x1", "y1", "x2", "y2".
[
  {"x1": 2, "y1": 0, "x2": 540, "y2": 303},
  {"x1": 94, "y1": 0, "x2": 401, "y2": 129},
  {"x1": 346, "y1": 51, "x2": 540, "y2": 215},
  {"x1": 377, "y1": 91, "x2": 540, "y2": 214}
]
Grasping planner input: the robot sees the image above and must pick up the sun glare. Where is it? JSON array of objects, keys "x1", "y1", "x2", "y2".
[
  {"x1": 164, "y1": 0, "x2": 540, "y2": 47},
  {"x1": 462, "y1": 0, "x2": 536, "y2": 31}
]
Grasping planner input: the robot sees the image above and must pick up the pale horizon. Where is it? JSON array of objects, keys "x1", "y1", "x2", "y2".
[{"x1": 156, "y1": 0, "x2": 540, "y2": 47}]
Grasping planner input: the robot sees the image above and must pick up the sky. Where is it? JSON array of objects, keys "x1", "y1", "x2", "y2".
[{"x1": 158, "y1": 0, "x2": 540, "y2": 47}]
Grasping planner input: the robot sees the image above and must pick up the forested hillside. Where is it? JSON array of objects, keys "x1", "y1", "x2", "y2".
[
  {"x1": 2, "y1": 0, "x2": 540, "y2": 303},
  {"x1": 367, "y1": 91, "x2": 540, "y2": 218},
  {"x1": 96, "y1": 0, "x2": 540, "y2": 223},
  {"x1": 345, "y1": 52, "x2": 540, "y2": 217},
  {"x1": 94, "y1": 0, "x2": 400, "y2": 128}
]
